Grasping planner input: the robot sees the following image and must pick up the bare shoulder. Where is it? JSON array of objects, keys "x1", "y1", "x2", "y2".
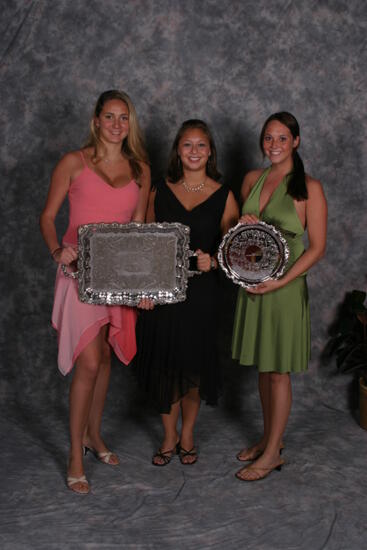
[
  {"x1": 240, "y1": 168, "x2": 263, "y2": 201},
  {"x1": 305, "y1": 174, "x2": 326, "y2": 200},
  {"x1": 45, "y1": 150, "x2": 84, "y2": 202},
  {"x1": 139, "y1": 160, "x2": 151, "y2": 175},
  {"x1": 243, "y1": 169, "x2": 263, "y2": 187},
  {"x1": 55, "y1": 149, "x2": 83, "y2": 173}
]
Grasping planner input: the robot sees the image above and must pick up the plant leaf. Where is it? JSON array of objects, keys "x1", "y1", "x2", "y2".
[{"x1": 338, "y1": 343, "x2": 367, "y2": 373}]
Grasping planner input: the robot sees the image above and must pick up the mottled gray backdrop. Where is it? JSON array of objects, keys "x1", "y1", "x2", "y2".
[
  {"x1": 2, "y1": 0, "x2": 366, "y2": 411},
  {"x1": 1, "y1": 2, "x2": 367, "y2": 547}
]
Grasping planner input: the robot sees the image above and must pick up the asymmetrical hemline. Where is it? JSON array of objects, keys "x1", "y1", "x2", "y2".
[{"x1": 51, "y1": 150, "x2": 140, "y2": 375}]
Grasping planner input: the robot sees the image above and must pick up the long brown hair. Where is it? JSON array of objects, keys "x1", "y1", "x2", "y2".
[
  {"x1": 260, "y1": 112, "x2": 308, "y2": 200},
  {"x1": 167, "y1": 119, "x2": 221, "y2": 183},
  {"x1": 85, "y1": 89, "x2": 149, "y2": 182}
]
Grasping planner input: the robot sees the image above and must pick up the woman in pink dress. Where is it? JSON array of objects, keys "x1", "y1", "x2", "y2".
[{"x1": 40, "y1": 90, "x2": 150, "y2": 494}]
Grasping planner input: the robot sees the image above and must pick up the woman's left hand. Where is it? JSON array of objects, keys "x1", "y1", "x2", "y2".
[
  {"x1": 195, "y1": 249, "x2": 211, "y2": 272},
  {"x1": 137, "y1": 298, "x2": 155, "y2": 310},
  {"x1": 246, "y1": 278, "x2": 284, "y2": 295}
]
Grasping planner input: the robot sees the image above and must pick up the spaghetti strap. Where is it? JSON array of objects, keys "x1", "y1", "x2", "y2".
[{"x1": 79, "y1": 150, "x2": 87, "y2": 166}]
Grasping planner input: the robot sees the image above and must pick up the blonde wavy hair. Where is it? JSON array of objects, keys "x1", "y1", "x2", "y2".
[{"x1": 85, "y1": 90, "x2": 149, "y2": 181}]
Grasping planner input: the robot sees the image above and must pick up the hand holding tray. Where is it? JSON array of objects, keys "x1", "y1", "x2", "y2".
[
  {"x1": 61, "y1": 222, "x2": 200, "y2": 305},
  {"x1": 218, "y1": 221, "x2": 289, "y2": 289}
]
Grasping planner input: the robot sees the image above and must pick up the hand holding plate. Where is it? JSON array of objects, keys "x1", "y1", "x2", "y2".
[
  {"x1": 245, "y1": 278, "x2": 284, "y2": 295},
  {"x1": 239, "y1": 214, "x2": 259, "y2": 225},
  {"x1": 195, "y1": 249, "x2": 211, "y2": 272},
  {"x1": 218, "y1": 221, "x2": 289, "y2": 289}
]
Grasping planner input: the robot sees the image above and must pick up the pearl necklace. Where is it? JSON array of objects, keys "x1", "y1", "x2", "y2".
[{"x1": 181, "y1": 178, "x2": 206, "y2": 192}]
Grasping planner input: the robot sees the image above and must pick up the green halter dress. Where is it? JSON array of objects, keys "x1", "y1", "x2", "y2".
[{"x1": 232, "y1": 167, "x2": 310, "y2": 373}]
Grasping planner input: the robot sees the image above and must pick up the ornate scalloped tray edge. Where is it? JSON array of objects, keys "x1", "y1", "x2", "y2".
[
  {"x1": 62, "y1": 222, "x2": 197, "y2": 306},
  {"x1": 218, "y1": 221, "x2": 289, "y2": 289}
]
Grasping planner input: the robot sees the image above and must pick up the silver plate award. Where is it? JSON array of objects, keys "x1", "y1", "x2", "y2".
[
  {"x1": 217, "y1": 221, "x2": 289, "y2": 288},
  {"x1": 61, "y1": 222, "x2": 199, "y2": 305}
]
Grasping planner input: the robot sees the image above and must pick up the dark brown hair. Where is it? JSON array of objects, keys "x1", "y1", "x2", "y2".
[
  {"x1": 167, "y1": 119, "x2": 221, "y2": 183},
  {"x1": 260, "y1": 111, "x2": 308, "y2": 200}
]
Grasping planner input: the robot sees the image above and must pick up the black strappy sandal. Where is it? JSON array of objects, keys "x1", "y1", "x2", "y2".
[
  {"x1": 179, "y1": 446, "x2": 198, "y2": 465},
  {"x1": 152, "y1": 442, "x2": 180, "y2": 466}
]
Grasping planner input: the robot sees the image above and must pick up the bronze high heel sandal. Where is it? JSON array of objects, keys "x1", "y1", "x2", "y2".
[
  {"x1": 235, "y1": 459, "x2": 285, "y2": 482},
  {"x1": 236, "y1": 445, "x2": 284, "y2": 462}
]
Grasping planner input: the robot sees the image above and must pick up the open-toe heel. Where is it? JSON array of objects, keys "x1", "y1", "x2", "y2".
[
  {"x1": 235, "y1": 459, "x2": 285, "y2": 482},
  {"x1": 152, "y1": 441, "x2": 180, "y2": 467},
  {"x1": 67, "y1": 475, "x2": 90, "y2": 494},
  {"x1": 237, "y1": 444, "x2": 284, "y2": 462},
  {"x1": 236, "y1": 448, "x2": 263, "y2": 462},
  {"x1": 179, "y1": 446, "x2": 198, "y2": 465},
  {"x1": 83, "y1": 445, "x2": 119, "y2": 465}
]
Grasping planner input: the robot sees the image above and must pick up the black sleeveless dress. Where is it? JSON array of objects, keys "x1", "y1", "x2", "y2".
[{"x1": 135, "y1": 179, "x2": 230, "y2": 413}]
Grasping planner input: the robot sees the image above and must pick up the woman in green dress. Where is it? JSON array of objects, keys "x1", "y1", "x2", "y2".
[{"x1": 232, "y1": 112, "x2": 327, "y2": 481}]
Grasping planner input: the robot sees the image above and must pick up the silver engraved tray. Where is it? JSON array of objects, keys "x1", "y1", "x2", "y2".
[
  {"x1": 61, "y1": 222, "x2": 199, "y2": 305},
  {"x1": 218, "y1": 221, "x2": 289, "y2": 288}
]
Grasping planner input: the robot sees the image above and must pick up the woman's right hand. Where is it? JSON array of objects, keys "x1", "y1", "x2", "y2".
[
  {"x1": 239, "y1": 214, "x2": 259, "y2": 225},
  {"x1": 53, "y1": 246, "x2": 78, "y2": 265},
  {"x1": 137, "y1": 298, "x2": 155, "y2": 310}
]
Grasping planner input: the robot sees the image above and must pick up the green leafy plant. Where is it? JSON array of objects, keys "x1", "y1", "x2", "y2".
[{"x1": 324, "y1": 290, "x2": 367, "y2": 385}]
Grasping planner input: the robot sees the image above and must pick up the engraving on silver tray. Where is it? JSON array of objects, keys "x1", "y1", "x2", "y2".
[
  {"x1": 61, "y1": 222, "x2": 199, "y2": 306},
  {"x1": 218, "y1": 221, "x2": 289, "y2": 288}
]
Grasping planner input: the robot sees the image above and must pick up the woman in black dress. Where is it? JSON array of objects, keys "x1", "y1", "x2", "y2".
[{"x1": 137, "y1": 120, "x2": 238, "y2": 465}]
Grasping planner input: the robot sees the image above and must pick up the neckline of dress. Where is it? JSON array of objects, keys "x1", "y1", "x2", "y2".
[
  {"x1": 258, "y1": 168, "x2": 287, "y2": 216},
  {"x1": 164, "y1": 181, "x2": 223, "y2": 213},
  {"x1": 73, "y1": 164, "x2": 136, "y2": 190},
  {"x1": 257, "y1": 168, "x2": 305, "y2": 232}
]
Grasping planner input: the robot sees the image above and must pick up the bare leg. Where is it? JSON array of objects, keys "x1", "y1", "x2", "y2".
[
  {"x1": 259, "y1": 372, "x2": 272, "y2": 443},
  {"x1": 264, "y1": 372, "x2": 292, "y2": 458},
  {"x1": 68, "y1": 328, "x2": 105, "y2": 491},
  {"x1": 82, "y1": 327, "x2": 118, "y2": 465},
  {"x1": 152, "y1": 401, "x2": 181, "y2": 465},
  {"x1": 237, "y1": 372, "x2": 291, "y2": 480},
  {"x1": 238, "y1": 373, "x2": 285, "y2": 461},
  {"x1": 180, "y1": 387, "x2": 201, "y2": 464},
  {"x1": 237, "y1": 373, "x2": 270, "y2": 460}
]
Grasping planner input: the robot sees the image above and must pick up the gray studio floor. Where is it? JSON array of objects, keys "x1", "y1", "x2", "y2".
[{"x1": 1, "y1": 367, "x2": 366, "y2": 550}]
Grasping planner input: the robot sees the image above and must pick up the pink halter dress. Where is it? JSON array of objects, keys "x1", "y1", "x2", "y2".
[{"x1": 52, "y1": 151, "x2": 140, "y2": 375}]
